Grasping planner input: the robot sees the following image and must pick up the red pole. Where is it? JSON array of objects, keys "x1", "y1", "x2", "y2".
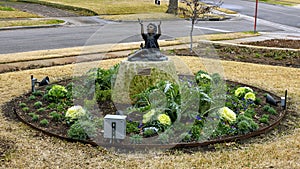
[{"x1": 254, "y1": 0, "x2": 259, "y2": 32}]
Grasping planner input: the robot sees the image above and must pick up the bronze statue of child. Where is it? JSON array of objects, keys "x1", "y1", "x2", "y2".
[
  {"x1": 128, "y1": 19, "x2": 167, "y2": 61},
  {"x1": 139, "y1": 19, "x2": 161, "y2": 49}
]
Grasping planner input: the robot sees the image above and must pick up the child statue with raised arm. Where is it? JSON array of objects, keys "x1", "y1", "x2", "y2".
[
  {"x1": 128, "y1": 19, "x2": 167, "y2": 61},
  {"x1": 139, "y1": 19, "x2": 161, "y2": 49}
]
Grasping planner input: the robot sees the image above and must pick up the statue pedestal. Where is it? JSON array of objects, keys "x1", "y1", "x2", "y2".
[{"x1": 112, "y1": 59, "x2": 179, "y2": 107}]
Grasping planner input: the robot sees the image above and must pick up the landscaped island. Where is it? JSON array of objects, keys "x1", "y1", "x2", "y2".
[{"x1": 9, "y1": 62, "x2": 285, "y2": 149}]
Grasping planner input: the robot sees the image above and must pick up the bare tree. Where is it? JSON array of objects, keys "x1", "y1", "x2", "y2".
[
  {"x1": 179, "y1": 0, "x2": 223, "y2": 50},
  {"x1": 166, "y1": 0, "x2": 178, "y2": 14}
]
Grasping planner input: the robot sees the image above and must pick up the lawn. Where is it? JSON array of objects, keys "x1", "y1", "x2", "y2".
[
  {"x1": 0, "y1": 5, "x2": 38, "y2": 18},
  {"x1": 39, "y1": 0, "x2": 168, "y2": 15},
  {"x1": 0, "y1": 0, "x2": 299, "y2": 168},
  {"x1": 0, "y1": 19, "x2": 64, "y2": 28},
  {"x1": 0, "y1": 55, "x2": 299, "y2": 168}
]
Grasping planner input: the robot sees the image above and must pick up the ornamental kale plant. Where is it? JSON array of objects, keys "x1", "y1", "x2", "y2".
[
  {"x1": 65, "y1": 105, "x2": 86, "y2": 122},
  {"x1": 46, "y1": 85, "x2": 68, "y2": 103}
]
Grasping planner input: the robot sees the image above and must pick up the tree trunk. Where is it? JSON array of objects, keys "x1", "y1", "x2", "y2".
[
  {"x1": 166, "y1": 0, "x2": 178, "y2": 14},
  {"x1": 190, "y1": 19, "x2": 195, "y2": 51}
]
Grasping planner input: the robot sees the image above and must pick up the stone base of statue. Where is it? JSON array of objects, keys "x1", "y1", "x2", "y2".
[
  {"x1": 128, "y1": 48, "x2": 168, "y2": 62},
  {"x1": 111, "y1": 59, "x2": 178, "y2": 108}
]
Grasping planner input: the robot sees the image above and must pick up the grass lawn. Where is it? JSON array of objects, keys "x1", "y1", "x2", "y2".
[
  {"x1": 41, "y1": 0, "x2": 168, "y2": 15},
  {"x1": 0, "y1": 56, "x2": 299, "y2": 168},
  {"x1": 0, "y1": 19, "x2": 64, "y2": 28},
  {"x1": 0, "y1": 5, "x2": 39, "y2": 19}
]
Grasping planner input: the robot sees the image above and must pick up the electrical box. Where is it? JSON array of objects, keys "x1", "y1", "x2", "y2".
[{"x1": 104, "y1": 115, "x2": 127, "y2": 139}]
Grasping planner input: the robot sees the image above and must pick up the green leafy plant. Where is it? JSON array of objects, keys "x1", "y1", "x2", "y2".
[
  {"x1": 34, "y1": 101, "x2": 43, "y2": 108},
  {"x1": 67, "y1": 121, "x2": 87, "y2": 140},
  {"x1": 49, "y1": 111, "x2": 63, "y2": 121},
  {"x1": 244, "y1": 109, "x2": 256, "y2": 118},
  {"x1": 267, "y1": 107, "x2": 277, "y2": 115},
  {"x1": 28, "y1": 95, "x2": 36, "y2": 100},
  {"x1": 254, "y1": 97, "x2": 261, "y2": 104},
  {"x1": 95, "y1": 89, "x2": 111, "y2": 102},
  {"x1": 195, "y1": 70, "x2": 212, "y2": 93},
  {"x1": 47, "y1": 103, "x2": 57, "y2": 109},
  {"x1": 213, "y1": 122, "x2": 235, "y2": 138},
  {"x1": 93, "y1": 64, "x2": 119, "y2": 102},
  {"x1": 191, "y1": 125, "x2": 201, "y2": 141},
  {"x1": 32, "y1": 90, "x2": 43, "y2": 97},
  {"x1": 235, "y1": 114, "x2": 259, "y2": 134},
  {"x1": 28, "y1": 112, "x2": 36, "y2": 117},
  {"x1": 254, "y1": 53, "x2": 261, "y2": 58},
  {"x1": 32, "y1": 114, "x2": 39, "y2": 122},
  {"x1": 37, "y1": 108, "x2": 46, "y2": 113},
  {"x1": 19, "y1": 103, "x2": 27, "y2": 108},
  {"x1": 22, "y1": 107, "x2": 30, "y2": 112},
  {"x1": 263, "y1": 105, "x2": 277, "y2": 115},
  {"x1": 56, "y1": 103, "x2": 67, "y2": 113},
  {"x1": 143, "y1": 128, "x2": 157, "y2": 137},
  {"x1": 40, "y1": 119, "x2": 49, "y2": 126},
  {"x1": 130, "y1": 134, "x2": 143, "y2": 144},
  {"x1": 259, "y1": 114, "x2": 269, "y2": 124},
  {"x1": 129, "y1": 68, "x2": 176, "y2": 99},
  {"x1": 47, "y1": 85, "x2": 68, "y2": 102},
  {"x1": 263, "y1": 105, "x2": 271, "y2": 112},
  {"x1": 132, "y1": 80, "x2": 181, "y2": 123},
  {"x1": 126, "y1": 121, "x2": 140, "y2": 134}
]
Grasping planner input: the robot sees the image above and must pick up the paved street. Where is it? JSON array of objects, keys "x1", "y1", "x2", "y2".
[
  {"x1": 221, "y1": 0, "x2": 300, "y2": 28},
  {"x1": 0, "y1": 0, "x2": 299, "y2": 54}
]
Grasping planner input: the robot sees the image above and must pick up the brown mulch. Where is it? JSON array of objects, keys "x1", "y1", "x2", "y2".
[
  {"x1": 171, "y1": 40, "x2": 300, "y2": 68},
  {"x1": 242, "y1": 39, "x2": 300, "y2": 49}
]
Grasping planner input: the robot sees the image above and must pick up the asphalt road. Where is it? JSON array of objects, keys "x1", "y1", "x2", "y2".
[
  {"x1": 0, "y1": 0, "x2": 299, "y2": 54},
  {"x1": 221, "y1": 0, "x2": 300, "y2": 28},
  {"x1": 0, "y1": 19, "x2": 279, "y2": 54}
]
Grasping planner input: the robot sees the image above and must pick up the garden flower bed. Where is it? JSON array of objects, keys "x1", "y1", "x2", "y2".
[{"x1": 5, "y1": 63, "x2": 287, "y2": 149}]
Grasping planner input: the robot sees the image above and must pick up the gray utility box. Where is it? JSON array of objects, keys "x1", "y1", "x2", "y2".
[{"x1": 104, "y1": 115, "x2": 127, "y2": 139}]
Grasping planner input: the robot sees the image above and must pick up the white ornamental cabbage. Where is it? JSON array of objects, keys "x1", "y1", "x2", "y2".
[{"x1": 65, "y1": 105, "x2": 86, "y2": 121}]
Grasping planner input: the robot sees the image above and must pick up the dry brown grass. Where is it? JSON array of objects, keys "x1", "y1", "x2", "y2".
[
  {"x1": 100, "y1": 13, "x2": 178, "y2": 21},
  {"x1": 0, "y1": 55, "x2": 299, "y2": 168},
  {"x1": 0, "y1": 10, "x2": 38, "y2": 19},
  {"x1": 0, "y1": 19, "x2": 63, "y2": 28},
  {"x1": 43, "y1": 0, "x2": 168, "y2": 15}
]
